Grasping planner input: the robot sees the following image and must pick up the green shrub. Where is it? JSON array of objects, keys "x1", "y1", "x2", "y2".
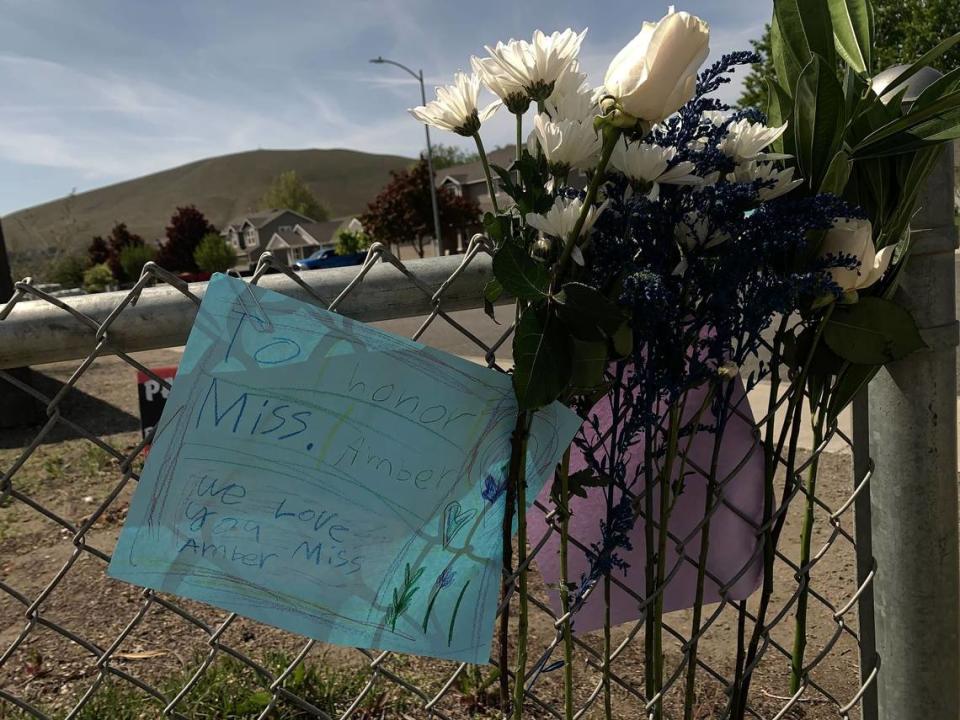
[
  {"x1": 50, "y1": 254, "x2": 88, "y2": 287},
  {"x1": 334, "y1": 229, "x2": 371, "y2": 256},
  {"x1": 118, "y1": 243, "x2": 156, "y2": 282},
  {"x1": 82, "y1": 263, "x2": 115, "y2": 293},
  {"x1": 193, "y1": 233, "x2": 237, "y2": 273}
]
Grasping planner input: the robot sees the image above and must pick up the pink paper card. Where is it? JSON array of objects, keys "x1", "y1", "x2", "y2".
[{"x1": 528, "y1": 373, "x2": 764, "y2": 633}]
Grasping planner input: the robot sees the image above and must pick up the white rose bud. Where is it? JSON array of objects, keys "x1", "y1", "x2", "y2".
[
  {"x1": 603, "y1": 8, "x2": 710, "y2": 123},
  {"x1": 819, "y1": 218, "x2": 894, "y2": 293}
]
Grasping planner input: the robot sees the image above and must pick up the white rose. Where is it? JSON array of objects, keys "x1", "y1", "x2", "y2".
[
  {"x1": 603, "y1": 8, "x2": 710, "y2": 123},
  {"x1": 819, "y1": 218, "x2": 894, "y2": 292}
]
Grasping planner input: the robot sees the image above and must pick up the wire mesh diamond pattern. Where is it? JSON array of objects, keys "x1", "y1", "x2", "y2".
[{"x1": 0, "y1": 243, "x2": 874, "y2": 719}]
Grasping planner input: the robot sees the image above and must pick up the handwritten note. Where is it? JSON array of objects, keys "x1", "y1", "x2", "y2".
[{"x1": 108, "y1": 274, "x2": 581, "y2": 663}]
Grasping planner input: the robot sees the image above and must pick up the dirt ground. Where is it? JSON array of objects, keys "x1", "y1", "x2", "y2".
[{"x1": 0, "y1": 347, "x2": 866, "y2": 719}]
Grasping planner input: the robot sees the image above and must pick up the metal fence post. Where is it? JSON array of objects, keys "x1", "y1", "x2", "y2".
[{"x1": 867, "y1": 143, "x2": 960, "y2": 720}]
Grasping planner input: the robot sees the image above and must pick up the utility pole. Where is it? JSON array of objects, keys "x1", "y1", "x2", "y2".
[{"x1": 370, "y1": 56, "x2": 443, "y2": 256}]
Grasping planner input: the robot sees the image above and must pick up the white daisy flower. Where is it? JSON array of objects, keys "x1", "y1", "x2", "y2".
[
  {"x1": 526, "y1": 196, "x2": 608, "y2": 239},
  {"x1": 717, "y1": 119, "x2": 791, "y2": 162},
  {"x1": 545, "y1": 62, "x2": 599, "y2": 123},
  {"x1": 529, "y1": 113, "x2": 602, "y2": 173},
  {"x1": 727, "y1": 161, "x2": 803, "y2": 201},
  {"x1": 409, "y1": 72, "x2": 501, "y2": 136},
  {"x1": 471, "y1": 56, "x2": 530, "y2": 114},
  {"x1": 482, "y1": 28, "x2": 587, "y2": 101},
  {"x1": 611, "y1": 141, "x2": 702, "y2": 199},
  {"x1": 675, "y1": 212, "x2": 729, "y2": 250}
]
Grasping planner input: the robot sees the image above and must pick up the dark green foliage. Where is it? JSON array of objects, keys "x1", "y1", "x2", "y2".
[
  {"x1": 118, "y1": 243, "x2": 156, "y2": 282},
  {"x1": 50, "y1": 253, "x2": 88, "y2": 287},
  {"x1": 429, "y1": 143, "x2": 480, "y2": 170},
  {"x1": 82, "y1": 263, "x2": 114, "y2": 293},
  {"x1": 155, "y1": 206, "x2": 217, "y2": 273},
  {"x1": 260, "y1": 170, "x2": 329, "y2": 221},
  {"x1": 360, "y1": 158, "x2": 480, "y2": 256},
  {"x1": 193, "y1": 233, "x2": 237, "y2": 273},
  {"x1": 739, "y1": 0, "x2": 960, "y2": 109},
  {"x1": 334, "y1": 229, "x2": 371, "y2": 256}
]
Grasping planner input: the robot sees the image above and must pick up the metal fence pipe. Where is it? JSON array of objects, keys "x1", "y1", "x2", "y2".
[
  {"x1": 0, "y1": 252, "x2": 493, "y2": 370},
  {"x1": 868, "y1": 144, "x2": 960, "y2": 720}
]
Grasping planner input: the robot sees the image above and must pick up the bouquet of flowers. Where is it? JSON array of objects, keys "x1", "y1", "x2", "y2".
[{"x1": 410, "y1": 3, "x2": 960, "y2": 717}]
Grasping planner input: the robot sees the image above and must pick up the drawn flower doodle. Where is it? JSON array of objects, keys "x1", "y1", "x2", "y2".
[
  {"x1": 481, "y1": 472, "x2": 507, "y2": 503},
  {"x1": 422, "y1": 566, "x2": 457, "y2": 633}
]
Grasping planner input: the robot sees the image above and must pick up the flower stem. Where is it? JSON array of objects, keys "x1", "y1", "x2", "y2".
[
  {"x1": 733, "y1": 307, "x2": 834, "y2": 719},
  {"x1": 474, "y1": 132, "x2": 500, "y2": 214},
  {"x1": 683, "y1": 381, "x2": 731, "y2": 719},
  {"x1": 515, "y1": 114, "x2": 523, "y2": 165},
  {"x1": 602, "y1": 366, "x2": 625, "y2": 719},
  {"x1": 513, "y1": 410, "x2": 531, "y2": 720},
  {"x1": 651, "y1": 402, "x2": 682, "y2": 720},
  {"x1": 556, "y1": 125, "x2": 620, "y2": 274},
  {"x1": 790, "y1": 393, "x2": 828, "y2": 694},
  {"x1": 500, "y1": 408, "x2": 529, "y2": 713},
  {"x1": 557, "y1": 447, "x2": 575, "y2": 720}
]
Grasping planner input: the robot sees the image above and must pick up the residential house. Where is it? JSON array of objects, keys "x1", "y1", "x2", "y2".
[
  {"x1": 264, "y1": 219, "x2": 345, "y2": 265},
  {"x1": 221, "y1": 208, "x2": 317, "y2": 269},
  {"x1": 436, "y1": 145, "x2": 587, "y2": 253},
  {"x1": 436, "y1": 146, "x2": 515, "y2": 253}
]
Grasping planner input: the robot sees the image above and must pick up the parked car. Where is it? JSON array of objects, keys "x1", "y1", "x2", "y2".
[{"x1": 293, "y1": 248, "x2": 366, "y2": 271}]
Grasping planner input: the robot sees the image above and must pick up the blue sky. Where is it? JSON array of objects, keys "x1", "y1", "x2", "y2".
[{"x1": 0, "y1": 0, "x2": 771, "y2": 215}]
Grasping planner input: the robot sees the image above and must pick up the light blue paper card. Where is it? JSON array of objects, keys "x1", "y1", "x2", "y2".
[{"x1": 108, "y1": 273, "x2": 581, "y2": 663}]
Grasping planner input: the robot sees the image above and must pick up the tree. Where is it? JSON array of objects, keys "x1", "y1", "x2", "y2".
[
  {"x1": 155, "y1": 206, "x2": 217, "y2": 273},
  {"x1": 194, "y1": 233, "x2": 238, "y2": 273},
  {"x1": 360, "y1": 158, "x2": 481, "y2": 257},
  {"x1": 335, "y1": 228, "x2": 371, "y2": 256},
  {"x1": 873, "y1": 1, "x2": 960, "y2": 73},
  {"x1": 738, "y1": 1, "x2": 960, "y2": 109},
  {"x1": 260, "y1": 171, "x2": 329, "y2": 221},
  {"x1": 51, "y1": 253, "x2": 88, "y2": 287},
  {"x1": 118, "y1": 244, "x2": 156, "y2": 281},
  {"x1": 429, "y1": 143, "x2": 480, "y2": 170},
  {"x1": 82, "y1": 263, "x2": 115, "y2": 293},
  {"x1": 102, "y1": 223, "x2": 145, "y2": 280},
  {"x1": 88, "y1": 236, "x2": 110, "y2": 267},
  {"x1": 738, "y1": 25, "x2": 772, "y2": 111}
]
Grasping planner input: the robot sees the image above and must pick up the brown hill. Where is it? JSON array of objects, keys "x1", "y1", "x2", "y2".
[{"x1": 3, "y1": 147, "x2": 414, "y2": 260}]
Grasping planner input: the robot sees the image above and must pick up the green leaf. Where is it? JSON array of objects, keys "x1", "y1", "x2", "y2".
[
  {"x1": 512, "y1": 306, "x2": 571, "y2": 410},
  {"x1": 555, "y1": 282, "x2": 627, "y2": 341},
  {"x1": 549, "y1": 468, "x2": 609, "y2": 504},
  {"x1": 773, "y1": 0, "x2": 836, "y2": 95},
  {"x1": 828, "y1": 0, "x2": 872, "y2": 73},
  {"x1": 766, "y1": 78, "x2": 796, "y2": 157},
  {"x1": 823, "y1": 297, "x2": 926, "y2": 365},
  {"x1": 483, "y1": 212, "x2": 508, "y2": 244},
  {"x1": 818, "y1": 150, "x2": 852, "y2": 195},
  {"x1": 609, "y1": 323, "x2": 633, "y2": 359},
  {"x1": 853, "y1": 88, "x2": 960, "y2": 157},
  {"x1": 794, "y1": 55, "x2": 846, "y2": 192},
  {"x1": 483, "y1": 278, "x2": 502, "y2": 322},
  {"x1": 569, "y1": 338, "x2": 608, "y2": 389},
  {"x1": 492, "y1": 242, "x2": 549, "y2": 301},
  {"x1": 567, "y1": 469, "x2": 610, "y2": 498},
  {"x1": 828, "y1": 362, "x2": 879, "y2": 420}
]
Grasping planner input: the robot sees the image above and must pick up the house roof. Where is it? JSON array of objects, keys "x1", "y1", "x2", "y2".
[
  {"x1": 436, "y1": 145, "x2": 517, "y2": 188},
  {"x1": 266, "y1": 228, "x2": 319, "y2": 250},
  {"x1": 224, "y1": 208, "x2": 317, "y2": 231},
  {"x1": 295, "y1": 220, "x2": 344, "y2": 246}
]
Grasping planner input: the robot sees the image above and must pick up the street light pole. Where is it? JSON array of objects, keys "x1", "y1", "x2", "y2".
[{"x1": 370, "y1": 57, "x2": 443, "y2": 257}]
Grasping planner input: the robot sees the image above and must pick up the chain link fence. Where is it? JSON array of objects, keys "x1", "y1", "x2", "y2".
[{"x1": 0, "y1": 236, "x2": 882, "y2": 719}]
